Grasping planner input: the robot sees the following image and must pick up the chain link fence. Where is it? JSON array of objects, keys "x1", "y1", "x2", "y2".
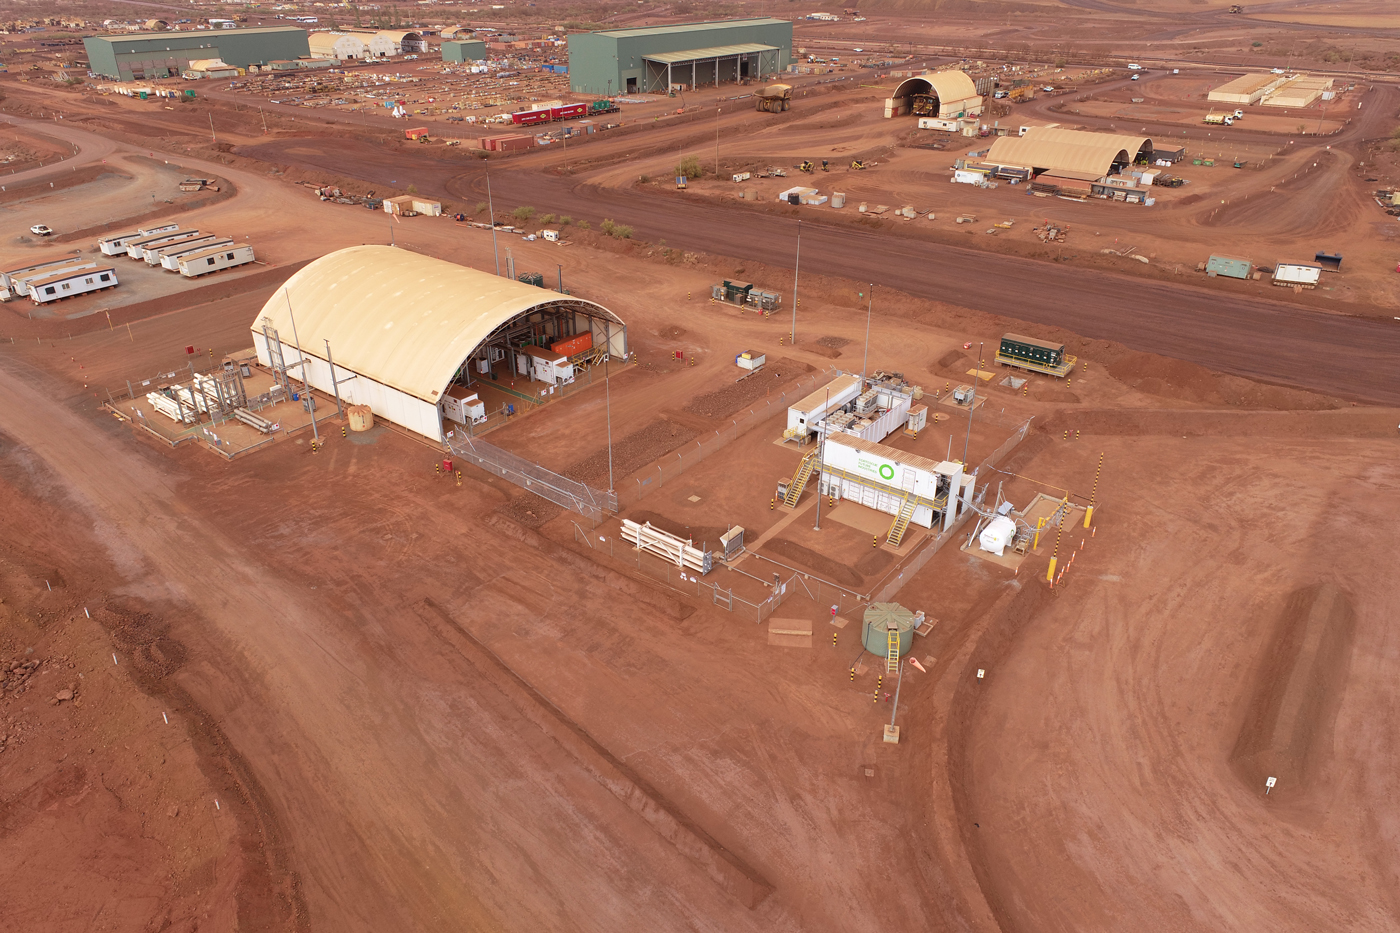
[{"x1": 450, "y1": 432, "x2": 617, "y2": 522}]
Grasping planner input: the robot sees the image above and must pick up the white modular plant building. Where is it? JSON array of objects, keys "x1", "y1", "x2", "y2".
[{"x1": 250, "y1": 246, "x2": 628, "y2": 440}]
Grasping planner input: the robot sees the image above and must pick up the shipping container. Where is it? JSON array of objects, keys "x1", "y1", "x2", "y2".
[
  {"x1": 996, "y1": 333, "x2": 1074, "y2": 376},
  {"x1": 550, "y1": 332, "x2": 593, "y2": 357},
  {"x1": 550, "y1": 103, "x2": 587, "y2": 120},
  {"x1": 178, "y1": 244, "x2": 256, "y2": 277},
  {"x1": 405, "y1": 126, "x2": 430, "y2": 139},
  {"x1": 1272, "y1": 263, "x2": 1321, "y2": 288},
  {"x1": 28, "y1": 266, "x2": 118, "y2": 304},
  {"x1": 160, "y1": 237, "x2": 234, "y2": 270},
  {"x1": 125, "y1": 229, "x2": 202, "y2": 259},
  {"x1": 511, "y1": 108, "x2": 551, "y2": 125},
  {"x1": 787, "y1": 374, "x2": 861, "y2": 436},
  {"x1": 1205, "y1": 255, "x2": 1251, "y2": 279}
]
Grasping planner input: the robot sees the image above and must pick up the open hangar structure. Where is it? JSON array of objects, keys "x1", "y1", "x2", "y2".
[
  {"x1": 566, "y1": 18, "x2": 792, "y2": 96},
  {"x1": 979, "y1": 126, "x2": 1153, "y2": 186},
  {"x1": 884, "y1": 70, "x2": 983, "y2": 119},
  {"x1": 83, "y1": 26, "x2": 310, "y2": 80},
  {"x1": 250, "y1": 246, "x2": 626, "y2": 441}
]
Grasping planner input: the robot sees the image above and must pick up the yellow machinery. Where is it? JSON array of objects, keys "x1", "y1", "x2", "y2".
[
  {"x1": 851, "y1": 160, "x2": 868, "y2": 170},
  {"x1": 755, "y1": 83, "x2": 792, "y2": 113},
  {"x1": 797, "y1": 160, "x2": 814, "y2": 174}
]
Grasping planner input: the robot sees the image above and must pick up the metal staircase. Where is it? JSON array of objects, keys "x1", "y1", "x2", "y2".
[
  {"x1": 885, "y1": 495, "x2": 918, "y2": 548},
  {"x1": 784, "y1": 450, "x2": 819, "y2": 508},
  {"x1": 886, "y1": 627, "x2": 900, "y2": 674}
]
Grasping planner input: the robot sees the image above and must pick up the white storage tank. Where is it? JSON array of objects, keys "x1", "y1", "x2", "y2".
[{"x1": 979, "y1": 515, "x2": 1017, "y2": 556}]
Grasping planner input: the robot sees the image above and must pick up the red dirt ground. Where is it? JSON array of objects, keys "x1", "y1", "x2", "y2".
[{"x1": 2, "y1": 28, "x2": 1399, "y2": 932}]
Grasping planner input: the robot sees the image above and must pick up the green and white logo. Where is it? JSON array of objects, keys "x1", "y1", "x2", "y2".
[{"x1": 878, "y1": 463, "x2": 895, "y2": 480}]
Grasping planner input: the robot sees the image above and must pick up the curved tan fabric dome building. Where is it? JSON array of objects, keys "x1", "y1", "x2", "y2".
[
  {"x1": 886, "y1": 70, "x2": 983, "y2": 119},
  {"x1": 251, "y1": 246, "x2": 626, "y2": 439}
]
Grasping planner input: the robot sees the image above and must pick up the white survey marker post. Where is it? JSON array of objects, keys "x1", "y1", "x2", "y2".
[
  {"x1": 976, "y1": 669, "x2": 986, "y2": 681},
  {"x1": 1266, "y1": 776, "x2": 1277, "y2": 795}
]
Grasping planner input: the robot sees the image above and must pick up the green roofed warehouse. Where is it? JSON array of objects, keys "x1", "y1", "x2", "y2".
[
  {"x1": 84, "y1": 26, "x2": 311, "y2": 80},
  {"x1": 566, "y1": 18, "x2": 792, "y2": 96}
]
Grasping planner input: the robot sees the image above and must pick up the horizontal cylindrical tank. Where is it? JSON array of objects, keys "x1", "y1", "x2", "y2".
[{"x1": 862, "y1": 602, "x2": 915, "y2": 658}]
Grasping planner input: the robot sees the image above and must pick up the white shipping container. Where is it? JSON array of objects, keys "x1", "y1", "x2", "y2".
[
  {"x1": 411, "y1": 199, "x2": 443, "y2": 216},
  {"x1": 736, "y1": 350, "x2": 766, "y2": 370},
  {"x1": 953, "y1": 169, "x2": 985, "y2": 185},
  {"x1": 1272, "y1": 263, "x2": 1321, "y2": 287},
  {"x1": 817, "y1": 434, "x2": 965, "y2": 530},
  {"x1": 442, "y1": 385, "x2": 487, "y2": 424},
  {"x1": 2, "y1": 257, "x2": 93, "y2": 291},
  {"x1": 178, "y1": 244, "x2": 256, "y2": 277},
  {"x1": 29, "y1": 266, "x2": 118, "y2": 304},
  {"x1": 787, "y1": 374, "x2": 860, "y2": 435},
  {"x1": 518, "y1": 345, "x2": 574, "y2": 384}
]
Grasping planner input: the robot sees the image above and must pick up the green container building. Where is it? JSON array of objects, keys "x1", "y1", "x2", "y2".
[
  {"x1": 83, "y1": 26, "x2": 311, "y2": 80},
  {"x1": 441, "y1": 39, "x2": 487, "y2": 63},
  {"x1": 566, "y1": 18, "x2": 792, "y2": 96}
]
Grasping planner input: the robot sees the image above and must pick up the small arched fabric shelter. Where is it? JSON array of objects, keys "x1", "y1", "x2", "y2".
[
  {"x1": 886, "y1": 70, "x2": 982, "y2": 119},
  {"x1": 984, "y1": 126, "x2": 1154, "y2": 178},
  {"x1": 250, "y1": 246, "x2": 626, "y2": 439}
]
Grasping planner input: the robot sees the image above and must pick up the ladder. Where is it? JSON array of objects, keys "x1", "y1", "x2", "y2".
[
  {"x1": 886, "y1": 627, "x2": 900, "y2": 674},
  {"x1": 886, "y1": 495, "x2": 917, "y2": 548},
  {"x1": 784, "y1": 450, "x2": 819, "y2": 508}
]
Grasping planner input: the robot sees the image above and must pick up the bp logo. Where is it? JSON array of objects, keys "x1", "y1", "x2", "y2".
[{"x1": 878, "y1": 463, "x2": 895, "y2": 481}]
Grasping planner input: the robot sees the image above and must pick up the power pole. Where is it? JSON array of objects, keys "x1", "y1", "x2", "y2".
[{"x1": 789, "y1": 219, "x2": 802, "y2": 345}]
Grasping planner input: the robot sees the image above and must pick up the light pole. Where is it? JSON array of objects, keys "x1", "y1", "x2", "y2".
[
  {"x1": 284, "y1": 288, "x2": 319, "y2": 444},
  {"x1": 963, "y1": 340, "x2": 981, "y2": 465},
  {"x1": 604, "y1": 321, "x2": 615, "y2": 492},
  {"x1": 715, "y1": 104, "x2": 721, "y2": 176},
  {"x1": 861, "y1": 283, "x2": 874, "y2": 385},
  {"x1": 789, "y1": 219, "x2": 802, "y2": 345},
  {"x1": 813, "y1": 388, "x2": 829, "y2": 530}
]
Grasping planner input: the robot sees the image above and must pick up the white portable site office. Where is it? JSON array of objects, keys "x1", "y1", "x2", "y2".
[
  {"x1": 2, "y1": 257, "x2": 93, "y2": 293},
  {"x1": 13, "y1": 261, "x2": 99, "y2": 297},
  {"x1": 818, "y1": 433, "x2": 972, "y2": 533},
  {"x1": 125, "y1": 229, "x2": 201, "y2": 258},
  {"x1": 178, "y1": 244, "x2": 256, "y2": 277},
  {"x1": 158, "y1": 237, "x2": 233, "y2": 270},
  {"x1": 29, "y1": 266, "x2": 118, "y2": 304},
  {"x1": 516, "y1": 345, "x2": 575, "y2": 384},
  {"x1": 787, "y1": 374, "x2": 861, "y2": 436},
  {"x1": 98, "y1": 223, "x2": 179, "y2": 256},
  {"x1": 143, "y1": 233, "x2": 218, "y2": 264}
]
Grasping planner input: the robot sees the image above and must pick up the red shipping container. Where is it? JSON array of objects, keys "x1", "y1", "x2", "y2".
[
  {"x1": 511, "y1": 109, "x2": 551, "y2": 126},
  {"x1": 551, "y1": 332, "x2": 592, "y2": 357},
  {"x1": 550, "y1": 103, "x2": 587, "y2": 121}
]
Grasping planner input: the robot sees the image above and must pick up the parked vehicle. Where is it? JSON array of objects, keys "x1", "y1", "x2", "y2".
[{"x1": 29, "y1": 224, "x2": 52, "y2": 236}]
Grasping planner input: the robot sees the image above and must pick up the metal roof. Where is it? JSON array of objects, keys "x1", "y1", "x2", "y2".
[
  {"x1": 985, "y1": 126, "x2": 1152, "y2": 176},
  {"x1": 1210, "y1": 72, "x2": 1281, "y2": 96},
  {"x1": 892, "y1": 70, "x2": 979, "y2": 103},
  {"x1": 590, "y1": 17, "x2": 788, "y2": 39},
  {"x1": 792, "y1": 374, "x2": 859, "y2": 416},
  {"x1": 642, "y1": 42, "x2": 776, "y2": 64},
  {"x1": 823, "y1": 433, "x2": 948, "y2": 476},
  {"x1": 250, "y1": 246, "x2": 623, "y2": 404}
]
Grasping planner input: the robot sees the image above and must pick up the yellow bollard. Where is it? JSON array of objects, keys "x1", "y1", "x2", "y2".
[
  {"x1": 1083, "y1": 505, "x2": 1094, "y2": 529},
  {"x1": 1033, "y1": 516, "x2": 1044, "y2": 549},
  {"x1": 1046, "y1": 555, "x2": 1058, "y2": 582}
]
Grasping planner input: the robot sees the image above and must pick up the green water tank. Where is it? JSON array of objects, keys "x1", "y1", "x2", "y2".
[{"x1": 862, "y1": 602, "x2": 915, "y2": 659}]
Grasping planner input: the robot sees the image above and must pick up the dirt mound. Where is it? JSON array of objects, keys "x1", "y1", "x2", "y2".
[
  {"x1": 761, "y1": 539, "x2": 861, "y2": 588},
  {"x1": 1107, "y1": 350, "x2": 1222, "y2": 403},
  {"x1": 658, "y1": 325, "x2": 686, "y2": 339},
  {"x1": 625, "y1": 510, "x2": 729, "y2": 548},
  {"x1": 565, "y1": 418, "x2": 699, "y2": 484},
  {"x1": 805, "y1": 345, "x2": 842, "y2": 359},
  {"x1": 682, "y1": 358, "x2": 813, "y2": 420},
  {"x1": 816, "y1": 336, "x2": 851, "y2": 350},
  {"x1": 1230, "y1": 583, "x2": 1356, "y2": 794},
  {"x1": 855, "y1": 548, "x2": 893, "y2": 577},
  {"x1": 937, "y1": 350, "x2": 972, "y2": 372}
]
